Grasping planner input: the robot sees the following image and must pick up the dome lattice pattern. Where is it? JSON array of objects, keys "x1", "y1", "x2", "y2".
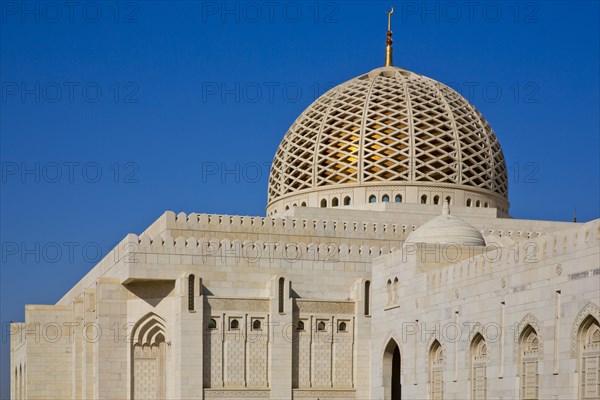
[{"x1": 268, "y1": 67, "x2": 508, "y2": 205}]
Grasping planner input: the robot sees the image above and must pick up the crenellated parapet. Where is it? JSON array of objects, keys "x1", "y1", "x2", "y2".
[
  {"x1": 426, "y1": 219, "x2": 600, "y2": 289},
  {"x1": 125, "y1": 231, "x2": 394, "y2": 263}
]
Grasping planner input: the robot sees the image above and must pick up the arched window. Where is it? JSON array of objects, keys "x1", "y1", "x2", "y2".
[
  {"x1": 364, "y1": 280, "x2": 371, "y2": 316},
  {"x1": 293, "y1": 203, "x2": 297, "y2": 207},
  {"x1": 188, "y1": 274, "x2": 195, "y2": 311},
  {"x1": 301, "y1": 202, "x2": 306, "y2": 207},
  {"x1": 208, "y1": 318, "x2": 217, "y2": 330},
  {"x1": 317, "y1": 321, "x2": 326, "y2": 331},
  {"x1": 369, "y1": 195, "x2": 377, "y2": 203},
  {"x1": 343, "y1": 196, "x2": 351, "y2": 206},
  {"x1": 252, "y1": 319, "x2": 262, "y2": 330},
  {"x1": 297, "y1": 320, "x2": 305, "y2": 331},
  {"x1": 476, "y1": 200, "x2": 481, "y2": 207},
  {"x1": 445, "y1": 196, "x2": 451, "y2": 205},
  {"x1": 285, "y1": 205, "x2": 290, "y2": 210},
  {"x1": 484, "y1": 202, "x2": 488, "y2": 208},
  {"x1": 332, "y1": 197, "x2": 339, "y2": 207},
  {"x1": 519, "y1": 325, "x2": 540, "y2": 400},
  {"x1": 339, "y1": 321, "x2": 347, "y2": 332},
  {"x1": 395, "y1": 194, "x2": 402, "y2": 203},
  {"x1": 320, "y1": 199, "x2": 327, "y2": 208},
  {"x1": 466, "y1": 199, "x2": 472, "y2": 207},
  {"x1": 471, "y1": 334, "x2": 488, "y2": 400},
  {"x1": 132, "y1": 313, "x2": 167, "y2": 399},
  {"x1": 382, "y1": 194, "x2": 390, "y2": 202},
  {"x1": 278, "y1": 277, "x2": 285, "y2": 313},
  {"x1": 578, "y1": 315, "x2": 600, "y2": 399},
  {"x1": 430, "y1": 340, "x2": 444, "y2": 400},
  {"x1": 433, "y1": 195, "x2": 440, "y2": 205},
  {"x1": 421, "y1": 195, "x2": 427, "y2": 204},
  {"x1": 230, "y1": 319, "x2": 240, "y2": 330},
  {"x1": 393, "y1": 277, "x2": 399, "y2": 303},
  {"x1": 386, "y1": 279, "x2": 392, "y2": 305}
]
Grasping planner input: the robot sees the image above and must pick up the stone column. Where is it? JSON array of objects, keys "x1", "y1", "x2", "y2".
[{"x1": 269, "y1": 275, "x2": 293, "y2": 399}]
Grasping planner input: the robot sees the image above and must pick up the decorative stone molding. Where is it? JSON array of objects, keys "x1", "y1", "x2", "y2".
[
  {"x1": 570, "y1": 302, "x2": 600, "y2": 356},
  {"x1": 513, "y1": 313, "x2": 543, "y2": 362},
  {"x1": 295, "y1": 299, "x2": 354, "y2": 315},
  {"x1": 208, "y1": 297, "x2": 269, "y2": 313},
  {"x1": 292, "y1": 389, "x2": 356, "y2": 398},
  {"x1": 204, "y1": 389, "x2": 270, "y2": 399}
]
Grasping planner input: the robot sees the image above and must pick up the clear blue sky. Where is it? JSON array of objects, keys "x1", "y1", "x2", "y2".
[{"x1": 1, "y1": 1, "x2": 598, "y2": 397}]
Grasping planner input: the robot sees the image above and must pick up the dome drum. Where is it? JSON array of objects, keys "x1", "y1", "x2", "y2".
[{"x1": 267, "y1": 183, "x2": 509, "y2": 216}]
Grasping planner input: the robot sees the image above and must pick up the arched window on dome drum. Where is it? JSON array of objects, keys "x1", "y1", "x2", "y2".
[
  {"x1": 369, "y1": 195, "x2": 377, "y2": 203},
  {"x1": 320, "y1": 199, "x2": 327, "y2": 208},
  {"x1": 279, "y1": 277, "x2": 285, "y2": 313},
  {"x1": 382, "y1": 194, "x2": 390, "y2": 202},
  {"x1": 285, "y1": 205, "x2": 289, "y2": 210},
  {"x1": 395, "y1": 194, "x2": 402, "y2": 203},
  {"x1": 484, "y1": 202, "x2": 488, "y2": 208},
  {"x1": 301, "y1": 202, "x2": 306, "y2": 207},
  {"x1": 445, "y1": 196, "x2": 451, "y2": 205},
  {"x1": 188, "y1": 274, "x2": 195, "y2": 311},
  {"x1": 433, "y1": 195, "x2": 440, "y2": 205},
  {"x1": 344, "y1": 196, "x2": 351, "y2": 206},
  {"x1": 476, "y1": 200, "x2": 481, "y2": 207},
  {"x1": 421, "y1": 195, "x2": 427, "y2": 204},
  {"x1": 364, "y1": 280, "x2": 371, "y2": 316},
  {"x1": 332, "y1": 197, "x2": 339, "y2": 207},
  {"x1": 293, "y1": 203, "x2": 297, "y2": 207},
  {"x1": 466, "y1": 199, "x2": 472, "y2": 207}
]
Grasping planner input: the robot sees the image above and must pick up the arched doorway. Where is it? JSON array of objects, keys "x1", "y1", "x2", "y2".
[{"x1": 383, "y1": 339, "x2": 401, "y2": 400}]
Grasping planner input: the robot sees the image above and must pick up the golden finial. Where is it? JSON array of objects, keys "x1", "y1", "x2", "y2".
[
  {"x1": 385, "y1": 7, "x2": 394, "y2": 67},
  {"x1": 573, "y1": 208, "x2": 577, "y2": 223}
]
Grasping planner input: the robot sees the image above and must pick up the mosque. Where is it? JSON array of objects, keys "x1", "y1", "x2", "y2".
[{"x1": 10, "y1": 9, "x2": 599, "y2": 400}]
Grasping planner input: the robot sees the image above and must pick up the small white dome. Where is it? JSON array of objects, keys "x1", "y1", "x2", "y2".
[{"x1": 406, "y1": 203, "x2": 485, "y2": 246}]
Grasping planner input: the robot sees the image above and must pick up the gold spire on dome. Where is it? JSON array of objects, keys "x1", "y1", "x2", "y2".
[{"x1": 385, "y1": 7, "x2": 394, "y2": 66}]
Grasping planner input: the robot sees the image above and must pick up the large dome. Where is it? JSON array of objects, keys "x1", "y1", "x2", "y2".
[{"x1": 267, "y1": 65, "x2": 509, "y2": 215}]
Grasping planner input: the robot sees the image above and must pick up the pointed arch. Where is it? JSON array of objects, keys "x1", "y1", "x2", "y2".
[
  {"x1": 429, "y1": 339, "x2": 445, "y2": 400},
  {"x1": 576, "y1": 312, "x2": 600, "y2": 399},
  {"x1": 131, "y1": 313, "x2": 167, "y2": 400},
  {"x1": 470, "y1": 333, "x2": 488, "y2": 400},
  {"x1": 518, "y1": 324, "x2": 540, "y2": 400},
  {"x1": 514, "y1": 313, "x2": 543, "y2": 362},
  {"x1": 382, "y1": 336, "x2": 403, "y2": 400},
  {"x1": 571, "y1": 302, "x2": 600, "y2": 356}
]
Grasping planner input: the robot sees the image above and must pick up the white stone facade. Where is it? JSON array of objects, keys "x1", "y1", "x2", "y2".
[{"x1": 10, "y1": 61, "x2": 599, "y2": 400}]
